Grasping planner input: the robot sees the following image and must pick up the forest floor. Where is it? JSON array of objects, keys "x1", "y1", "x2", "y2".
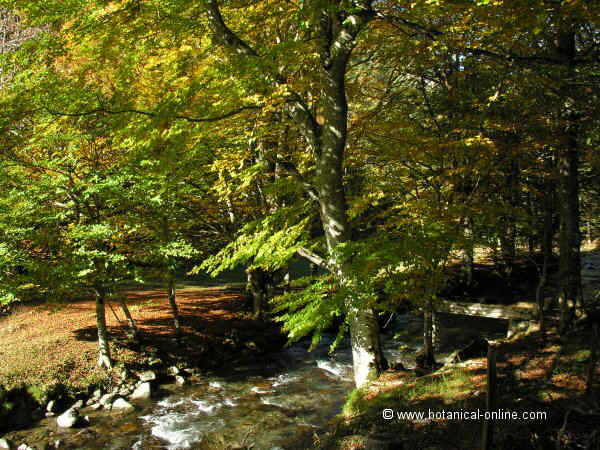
[
  {"x1": 2, "y1": 250, "x2": 599, "y2": 449},
  {"x1": 0, "y1": 285, "x2": 283, "y2": 396},
  {"x1": 319, "y1": 322, "x2": 600, "y2": 449},
  {"x1": 318, "y1": 248, "x2": 600, "y2": 450}
]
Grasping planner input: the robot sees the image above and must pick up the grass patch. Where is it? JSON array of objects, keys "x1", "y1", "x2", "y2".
[{"x1": 342, "y1": 368, "x2": 473, "y2": 419}]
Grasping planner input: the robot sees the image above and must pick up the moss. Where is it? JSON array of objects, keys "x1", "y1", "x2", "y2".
[
  {"x1": 342, "y1": 387, "x2": 369, "y2": 417},
  {"x1": 25, "y1": 385, "x2": 45, "y2": 404}
]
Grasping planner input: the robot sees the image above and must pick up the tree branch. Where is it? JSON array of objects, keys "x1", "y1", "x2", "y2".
[
  {"x1": 296, "y1": 247, "x2": 330, "y2": 270},
  {"x1": 45, "y1": 104, "x2": 263, "y2": 123},
  {"x1": 204, "y1": 0, "x2": 259, "y2": 57}
]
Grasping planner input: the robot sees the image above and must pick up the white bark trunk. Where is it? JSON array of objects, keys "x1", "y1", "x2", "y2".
[
  {"x1": 95, "y1": 287, "x2": 112, "y2": 369},
  {"x1": 348, "y1": 306, "x2": 387, "y2": 387}
]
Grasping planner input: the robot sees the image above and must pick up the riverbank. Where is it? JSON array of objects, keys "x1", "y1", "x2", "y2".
[
  {"x1": 0, "y1": 285, "x2": 285, "y2": 445},
  {"x1": 316, "y1": 319, "x2": 599, "y2": 450}
]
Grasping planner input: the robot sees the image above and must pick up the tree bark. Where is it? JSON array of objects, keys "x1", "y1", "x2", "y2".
[
  {"x1": 167, "y1": 275, "x2": 181, "y2": 337},
  {"x1": 94, "y1": 286, "x2": 112, "y2": 369},
  {"x1": 537, "y1": 162, "x2": 555, "y2": 343},
  {"x1": 312, "y1": 3, "x2": 386, "y2": 388},
  {"x1": 462, "y1": 216, "x2": 475, "y2": 287},
  {"x1": 557, "y1": 136, "x2": 582, "y2": 333},
  {"x1": 555, "y1": 25, "x2": 584, "y2": 334},
  {"x1": 118, "y1": 296, "x2": 138, "y2": 340},
  {"x1": 499, "y1": 157, "x2": 519, "y2": 285},
  {"x1": 246, "y1": 268, "x2": 268, "y2": 320},
  {"x1": 422, "y1": 298, "x2": 436, "y2": 367}
]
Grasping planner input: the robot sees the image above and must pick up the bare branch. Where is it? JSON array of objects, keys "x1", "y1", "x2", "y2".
[
  {"x1": 297, "y1": 247, "x2": 330, "y2": 270},
  {"x1": 204, "y1": 0, "x2": 258, "y2": 57},
  {"x1": 45, "y1": 104, "x2": 263, "y2": 123}
]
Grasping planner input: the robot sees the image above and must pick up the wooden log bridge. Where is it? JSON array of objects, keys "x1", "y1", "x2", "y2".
[{"x1": 433, "y1": 300, "x2": 539, "y2": 338}]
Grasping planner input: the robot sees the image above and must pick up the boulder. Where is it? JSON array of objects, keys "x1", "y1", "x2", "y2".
[
  {"x1": 16, "y1": 445, "x2": 33, "y2": 450},
  {"x1": 0, "y1": 438, "x2": 11, "y2": 449},
  {"x1": 46, "y1": 400, "x2": 56, "y2": 413},
  {"x1": 111, "y1": 398, "x2": 134, "y2": 411},
  {"x1": 56, "y1": 408, "x2": 79, "y2": 428},
  {"x1": 390, "y1": 360, "x2": 406, "y2": 371},
  {"x1": 130, "y1": 382, "x2": 152, "y2": 400},
  {"x1": 91, "y1": 389, "x2": 102, "y2": 401},
  {"x1": 167, "y1": 366, "x2": 180, "y2": 376},
  {"x1": 138, "y1": 371, "x2": 157, "y2": 382},
  {"x1": 71, "y1": 400, "x2": 84, "y2": 410},
  {"x1": 117, "y1": 367, "x2": 130, "y2": 380},
  {"x1": 118, "y1": 386, "x2": 132, "y2": 396},
  {"x1": 450, "y1": 336, "x2": 489, "y2": 363},
  {"x1": 99, "y1": 393, "x2": 116, "y2": 407},
  {"x1": 175, "y1": 376, "x2": 187, "y2": 386}
]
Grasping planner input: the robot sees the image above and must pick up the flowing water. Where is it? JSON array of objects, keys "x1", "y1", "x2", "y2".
[{"x1": 22, "y1": 313, "x2": 506, "y2": 449}]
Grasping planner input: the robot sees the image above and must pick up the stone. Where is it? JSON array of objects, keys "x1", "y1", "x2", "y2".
[
  {"x1": 89, "y1": 403, "x2": 102, "y2": 411},
  {"x1": 56, "y1": 408, "x2": 79, "y2": 428},
  {"x1": 46, "y1": 400, "x2": 56, "y2": 413},
  {"x1": 16, "y1": 445, "x2": 33, "y2": 450},
  {"x1": 119, "y1": 387, "x2": 132, "y2": 396},
  {"x1": 71, "y1": 400, "x2": 84, "y2": 410},
  {"x1": 111, "y1": 398, "x2": 134, "y2": 411},
  {"x1": 117, "y1": 367, "x2": 130, "y2": 380},
  {"x1": 167, "y1": 366, "x2": 180, "y2": 376},
  {"x1": 450, "y1": 336, "x2": 489, "y2": 363},
  {"x1": 0, "y1": 438, "x2": 11, "y2": 449},
  {"x1": 130, "y1": 382, "x2": 152, "y2": 400},
  {"x1": 45, "y1": 412, "x2": 55, "y2": 417},
  {"x1": 91, "y1": 389, "x2": 102, "y2": 400},
  {"x1": 175, "y1": 376, "x2": 187, "y2": 386},
  {"x1": 138, "y1": 370, "x2": 156, "y2": 382},
  {"x1": 99, "y1": 393, "x2": 115, "y2": 407},
  {"x1": 390, "y1": 360, "x2": 406, "y2": 371},
  {"x1": 507, "y1": 319, "x2": 533, "y2": 339}
]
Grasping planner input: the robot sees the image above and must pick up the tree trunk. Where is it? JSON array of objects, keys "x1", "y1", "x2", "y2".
[
  {"x1": 204, "y1": 0, "x2": 383, "y2": 388},
  {"x1": 556, "y1": 27, "x2": 584, "y2": 334},
  {"x1": 421, "y1": 298, "x2": 436, "y2": 367},
  {"x1": 311, "y1": 5, "x2": 385, "y2": 388},
  {"x1": 94, "y1": 287, "x2": 112, "y2": 369},
  {"x1": 558, "y1": 138, "x2": 583, "y2": 333},
  {"x1": 118, "y1": 296, "x2": 138, "y2": 340},
  {"x1": 167, "y1": 276, "x2": 181, "y2": 337},
  {"x1": 316, "y1": 70, "x2": 387, "y2": 387},
  {"x1": 347, "y1": 305, "x2": 388, "y2": 386},
  {"x1": 499, "y1": 158, "x2": 519, "y2": 285},
  {"x1": 537, "y1": 162, "x2": 555, "y2": 343},
  {"x1": 246, "y1": 268, "x2": 268, "y2": 320},
  {"x1": 462, "y1": 216, "x2": 475, "y2": 288}
]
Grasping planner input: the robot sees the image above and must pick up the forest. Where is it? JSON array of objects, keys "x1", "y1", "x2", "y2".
[{"x1": 0, "y1": 0, "x2": 599, "y2": 449}]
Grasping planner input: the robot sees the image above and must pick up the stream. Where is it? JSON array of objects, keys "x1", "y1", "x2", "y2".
[{"x1": 18, "y1": 313, "x2": 507, "y2": 450}]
